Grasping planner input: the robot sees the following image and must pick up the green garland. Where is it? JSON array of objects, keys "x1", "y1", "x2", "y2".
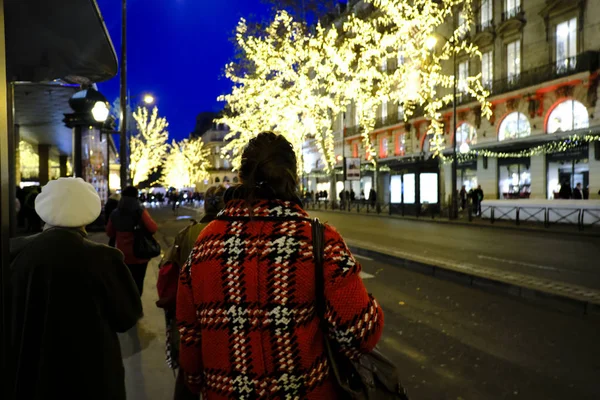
[{"x1": 445, "y1": 133, "x2": 600, "y2": 164}]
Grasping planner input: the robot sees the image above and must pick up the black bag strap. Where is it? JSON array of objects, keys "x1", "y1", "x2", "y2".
[{"x1": 311, "y1": 218, "x2": 326, "y2": 323}]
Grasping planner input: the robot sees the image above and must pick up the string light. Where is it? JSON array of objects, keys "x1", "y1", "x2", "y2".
[
  {"x1": 130, "y1": 106, "x2": 170, "y2": 186},
  {"x1": 161, "y1": 138, "x2": 211, "y2": 189}
]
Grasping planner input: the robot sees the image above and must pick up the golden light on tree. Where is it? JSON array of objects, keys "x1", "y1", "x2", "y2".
[
  {"x1": 19, "y1": 141, "x2": 39, "y2": 180},
  {"x1": 218, "y1": 0, "x2": 492, "y2": 177},
  {"x1": 161, "y1": 138, "x2": 211, "y2": 189},
  {"x1": 130, "y1": 106, "x2": 169, "y2": 186}
]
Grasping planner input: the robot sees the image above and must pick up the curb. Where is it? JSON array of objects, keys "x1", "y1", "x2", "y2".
[
  {"x1": 308, "y1": 207, "x2": 600, "y2": 238},
  {"x1": 345, "y1": 239, "x2": 600, "y2": 317}
]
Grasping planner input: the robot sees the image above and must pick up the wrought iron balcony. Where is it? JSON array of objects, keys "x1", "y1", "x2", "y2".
[{"x1": 501, "y1": 6, "x2": 522, "y2": 22}]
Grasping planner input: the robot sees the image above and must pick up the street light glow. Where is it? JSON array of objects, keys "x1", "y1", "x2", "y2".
[
  {"x1": 426, "y1": 36, "x2": 438, "y2": 50},
  {"x1": 459, "y1": 142, "x2": 471, "y2": 154},
  {"x1": 91, "y1": 101, "x2": 109, "y2": 122},
  {"x1": 143, "y1": 94, "x2": 155, "y2": 105}
]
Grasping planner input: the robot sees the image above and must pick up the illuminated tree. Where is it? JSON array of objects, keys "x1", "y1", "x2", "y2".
[
  {"x1": 130, "y1": 106, "x2": 169, "y2": 186},
  {"x1": 161, "y1": 138, "x2": 211, "y2": 189}
]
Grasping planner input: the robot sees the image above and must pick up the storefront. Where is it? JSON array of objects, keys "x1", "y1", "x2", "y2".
[
  {"x1": 498, "y1": 157, "x2": 532, "y2": 199},
  {"x1": 458, "y1": 160, "x2": 478, "y2": 191},
  {"x1": 547, "y1": 145, "x2": 589, "y2": 199},
  {"x1": 386, "y1": 159, "x2": 440, "y2": 215}
]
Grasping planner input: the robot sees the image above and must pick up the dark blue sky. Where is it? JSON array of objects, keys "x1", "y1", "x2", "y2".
[{"x1": 96, "y1": 0, "x2": 271, "y2": 141}]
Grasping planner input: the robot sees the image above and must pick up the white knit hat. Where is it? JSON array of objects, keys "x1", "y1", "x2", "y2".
[{"x1": 35, "y1": 178, "x2": 101, "y2": 228}]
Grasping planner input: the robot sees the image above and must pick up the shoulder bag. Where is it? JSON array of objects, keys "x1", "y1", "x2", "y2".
[
  {"x1": 133, "y1": 209, "x2": 161, "y2": 259},
  {"x1": 312, "y1": 218, "x2": 409, "y2": 400}
]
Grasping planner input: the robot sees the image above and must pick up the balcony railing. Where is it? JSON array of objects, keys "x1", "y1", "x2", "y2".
[
  {"x1": 501, "y1": 5, "x2": 522, "y2": 22},
  {"x1": 490, "y1": 51, "x2": 599, "y2": 97}
]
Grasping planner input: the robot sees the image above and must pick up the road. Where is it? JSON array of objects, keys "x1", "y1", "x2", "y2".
[
  {"x1": 130, "y1": 206, "x2": 600, "y2": 400},
  {"x1": 308, "y1": 210, "x2": 600, "y2": 292}
]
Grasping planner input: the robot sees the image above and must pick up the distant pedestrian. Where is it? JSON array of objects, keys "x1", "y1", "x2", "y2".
[
  {"x1": 177, "y1": 133, "x2": 384, "y2": 398},
  {"x1": 460, "y1": 185, "x2": 467, "y2": 211},
  {"x1": 107, "y1": 186, "x2": 158, "y2": 297},
  {"x1": 369, "y1": 188, "x2": 377, "y2": 208},
  {"x1": 473, "y1": 185, "x2": 484, "y2": 216},
  {"x1": 9, "y1": 178, "x2": 142, "y2": 400},
  {"x1": 573, "y1": 182, "x2": 583, "y2": 200},
  {"x1": 350, "y1": 189, "x2": 356, "y2": 202},
  {"x1": 104, "y1": 192, "x2": 121, "y2": 247},
  {"x1": 559, "y1": 182, "x2": 572, "y2": 199}
]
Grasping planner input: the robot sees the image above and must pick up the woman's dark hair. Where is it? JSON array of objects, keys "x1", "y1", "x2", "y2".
[
  {"x1": 204, "y1": 185, "x2": 226, "y2": 215},
  {"x1": 239, "y1": 132, "x2": 298, "y2": 203},
  {"x1": 122, "y1": 186, "x2": 139, "y2": 198}
]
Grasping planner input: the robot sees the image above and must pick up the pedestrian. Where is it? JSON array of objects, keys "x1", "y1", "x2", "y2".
[
  {"x1": 339, "y1": 189, "x2": 346, "y2": 208},
  {"x1": 559, "y1": 181, "x2": 572, "y2": 199},
  {"x1": 104, "y1": 192, "x2": 121, "y2": 247},
  {"x1": 9, "y1": 178, "x2": 142, "y2": 400},
  {"x1": 106, "y1": 186, "x2": 158, "y2": 297},
  {"x1": 459, "y1": 185, "x2": 467, "y2": 211},
  {"x1": 177, "y1": 132, "x2": 384, "y2": 398},
  {"x1": 156, "y1": 185, "x2": 226, "y2": 400},
  {"x1": 573, "y1": 182, "x2": 583, "y2": 200},
  {"x1": 474, "y1": 185, "x2": 484, "y2": 216},
  {"x1": 369, "y1": 187, "x2": 377, "y2": 208},
  {"x1": 350, "y1": 189, "x2": 356, "y2": 202}
]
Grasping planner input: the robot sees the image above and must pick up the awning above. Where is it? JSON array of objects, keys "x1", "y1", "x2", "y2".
[{"x1": 5, "y1": 0, "x2": 118, "y2": 84}]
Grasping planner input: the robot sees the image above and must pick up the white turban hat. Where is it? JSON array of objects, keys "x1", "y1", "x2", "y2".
[{"x1": 35, "y1": 178, "x2": 101, "y2": 228}]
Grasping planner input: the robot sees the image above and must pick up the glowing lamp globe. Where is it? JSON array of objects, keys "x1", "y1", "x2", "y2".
[{"x1": 459, "y1": 142, "x2": 470, "y2": 154}]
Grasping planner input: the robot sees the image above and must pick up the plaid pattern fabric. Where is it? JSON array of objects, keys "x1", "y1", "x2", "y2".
[{"x1": 177, "y1": 199, "x2": 384, "y2": 399}]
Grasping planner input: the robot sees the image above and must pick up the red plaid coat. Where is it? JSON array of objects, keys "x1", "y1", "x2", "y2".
[{"x1": 176, "y1": 199, "x2": 384, "y2": 399}]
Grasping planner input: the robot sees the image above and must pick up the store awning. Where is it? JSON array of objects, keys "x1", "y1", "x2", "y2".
[{"x1": 5, "y1": 0, "x2": 118, "y2": 84}]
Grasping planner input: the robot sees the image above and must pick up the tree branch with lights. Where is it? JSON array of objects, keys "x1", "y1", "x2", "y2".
[
  {"x1": 161, "y1": 137, "x2": 211, "y2": 189},
  {"x1": 130, "y1": 106, "x2": 170, "y2": 186}
]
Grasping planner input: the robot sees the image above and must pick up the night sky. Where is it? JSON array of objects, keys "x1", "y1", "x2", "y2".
[{"x1": 96, "y1": 0, "x2": 272, "y2": 141}]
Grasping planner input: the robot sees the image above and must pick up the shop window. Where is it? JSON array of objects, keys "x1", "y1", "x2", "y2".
[
  {"x1": 403, "y1": 174, "x2": 416, "y2": 204},
  {"x1": 556, "y1": 18, "x2": 577, "y2": 73},
  {"x1": 498, "y1": 112, "x2": 530, "y2": 141},
  {"x1": 506, "y1": 40, "x2": 521, "y2": 84},
  {"x1": 458, "y1": 166, "x2": 478, "y2": 192},
  {"x1": 547, "y1": 149, "x2": 589, "y2": 199},
  {"x1": 456, "y1": 123, "x2": 477, "y2": 146},
  {"x1": 420, "y1": 173, "x2": 438, "y2": 204},
  {"x1": 547, "y1": 100, "x2": 589, "y2": 133},
  {"x1": 390, "y1": 175, "x2": 402, "y2": 203},
  {"x1": 499, "y1": 162, "x2": 531, "y2": 199}
]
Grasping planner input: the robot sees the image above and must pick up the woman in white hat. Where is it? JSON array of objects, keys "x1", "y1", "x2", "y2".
[{"x1": 8, "y1": 177, "x2": 142, "y2": 400}]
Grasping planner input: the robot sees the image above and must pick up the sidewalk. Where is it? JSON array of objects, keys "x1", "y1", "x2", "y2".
[
  {"x1": 88, "y1": 232, "x2": 175, "y2": 400},
  {"x1": 305, "y1": 204, "x2": 600, "y2": 237},
  {"x1": 307, "y1": 211, "x2": 600, "y2": 315}
]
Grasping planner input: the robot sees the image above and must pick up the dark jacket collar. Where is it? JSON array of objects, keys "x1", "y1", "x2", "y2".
[
  {"x1": 118, "y1": 196, "x2": 142, "y2": 213},
  {"x1": 218, "y1": 199, "x2": 309, "y2": 220}
]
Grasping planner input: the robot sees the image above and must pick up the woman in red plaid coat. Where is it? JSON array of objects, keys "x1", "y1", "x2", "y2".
[{"x1": 177, "y1": 132, "x2": 384, "y2": 399}]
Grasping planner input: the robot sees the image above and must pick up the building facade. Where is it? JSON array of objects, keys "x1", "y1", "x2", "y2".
[
  {"x1": 303, "y1": 0, "x2": 600, "y2": 212},
  {"x1": 193, "y1": 123, "x2": 237, "y2": 193}
]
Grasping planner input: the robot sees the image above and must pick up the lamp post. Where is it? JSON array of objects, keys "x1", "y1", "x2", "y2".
[{"x1": 119, "y1": 0, "x2": 128, "y2": 190}]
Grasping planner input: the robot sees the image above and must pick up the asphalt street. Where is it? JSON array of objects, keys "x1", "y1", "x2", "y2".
[
  {"x1": 308, "y1": 210, "x2": 600, "y2": 291},
  {"x1": 133, "y1": 206, "x2": 600, "y2": 400}
]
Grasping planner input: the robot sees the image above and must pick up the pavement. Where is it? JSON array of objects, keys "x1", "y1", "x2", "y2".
[
  {"x1": 91, "y1": 206, "x2": 600, "y2": 400},
  {"x1": 308, "y1": 210, "x2": 600, "y2": 308}
]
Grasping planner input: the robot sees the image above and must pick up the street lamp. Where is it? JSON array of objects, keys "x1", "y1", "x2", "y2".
[
  {"x1": 143, "y1": 94, "x2": 155, "y2": 105},
  {"x1": 92, "y1": 101, "x2": 110, "y2": 122}
]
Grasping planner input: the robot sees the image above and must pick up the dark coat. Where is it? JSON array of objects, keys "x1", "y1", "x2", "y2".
[{"x1": 9, "y1": 228, "x2": 143, "y2": 400}]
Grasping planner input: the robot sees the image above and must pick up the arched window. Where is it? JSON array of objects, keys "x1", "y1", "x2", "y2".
[
  {"x1": 456, "y1": 123, "x2": 477, "y2": 146},
  {"x1": 215, "y1": 177, "x2": 221, "y2": 183},
  {"x1": 547, "y1": 100, "x2": 589, "y2": 133},
  {"x1": 498, "y1": 112, "x2": 530, "y2": 141},
  {"x1": 223, "y1": 176, "x2": 230, "y2": 183}
]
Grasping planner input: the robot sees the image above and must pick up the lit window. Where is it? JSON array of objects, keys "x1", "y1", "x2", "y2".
[
  {"x1": 397, "y1": 46, "x2": 405, "y2": 67},
  {"x1": 381, "y1": 58, "x2": 388, "y2": 72},
  {"x1": 506, "y1": 40, "x2": 521, "y2": 84},
  {"x1": 480, "y1": 0, "x2": 493, "y2": 29},
  {"x1": 381, "y1": 99, "x2": 388, "y2": 122},
  {"x1": 354, "y1": 104, "x2": 360, "y2": 127},
  {"x1": 547, "y1": 100, "x2": 589, "y2": 133},
  {"x1": 505, "y1": 0, "x2": 520, "y2": 17},
  {"x1": 458, "y1": 61, "x2": 469, "y2": 93},
  {"x1": 456, "y1": 123, "x2": 477, "y2": 146},
  {"x1": 499, "y1": 112, "x2": 530, "y2": 141},
  {"x1": 396, "y1": 132, "x2": 406, "y2": 156},
  {"x1": 398, "y1": 105, "x2": 405, "y2": 121},
  {"x1": 380, "y1": 137, "x2": 389, "y2": 158},
  {"x1": 556, "y1": 18, "x2": 577, "y2": 73},
  {"x1": 352, "y1": 142, "x2": 359, "y2": 158},
  {"x1": 481, "y1": 51, "x2": 493, "y2": 89}
]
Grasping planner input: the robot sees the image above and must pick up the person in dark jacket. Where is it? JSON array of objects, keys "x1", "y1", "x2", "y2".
[
  {"x1": 559, "y1": 182, "x2": 572, "y2": 199},
  {"x1": 157, "y1": 185, "x2": 226, "y2": 400},
  {"x1": 9, "y1": 178, "x2": 142, "y2": 400},
  {"x1": 104, "y1": 192, "x2": 121, "y2": 247},
  {"x1": 369, "y1": 187, "x2": 377, "y2": 208},
  {"x1": 107, "y1": 186, "x2": 158, "y2": 296},
  {"x1": 573, "y1": 183, "x2": 583, "y2": 200},
  {"x1": 459, "y1": 185, "x2": 468, "y2": 211}
]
